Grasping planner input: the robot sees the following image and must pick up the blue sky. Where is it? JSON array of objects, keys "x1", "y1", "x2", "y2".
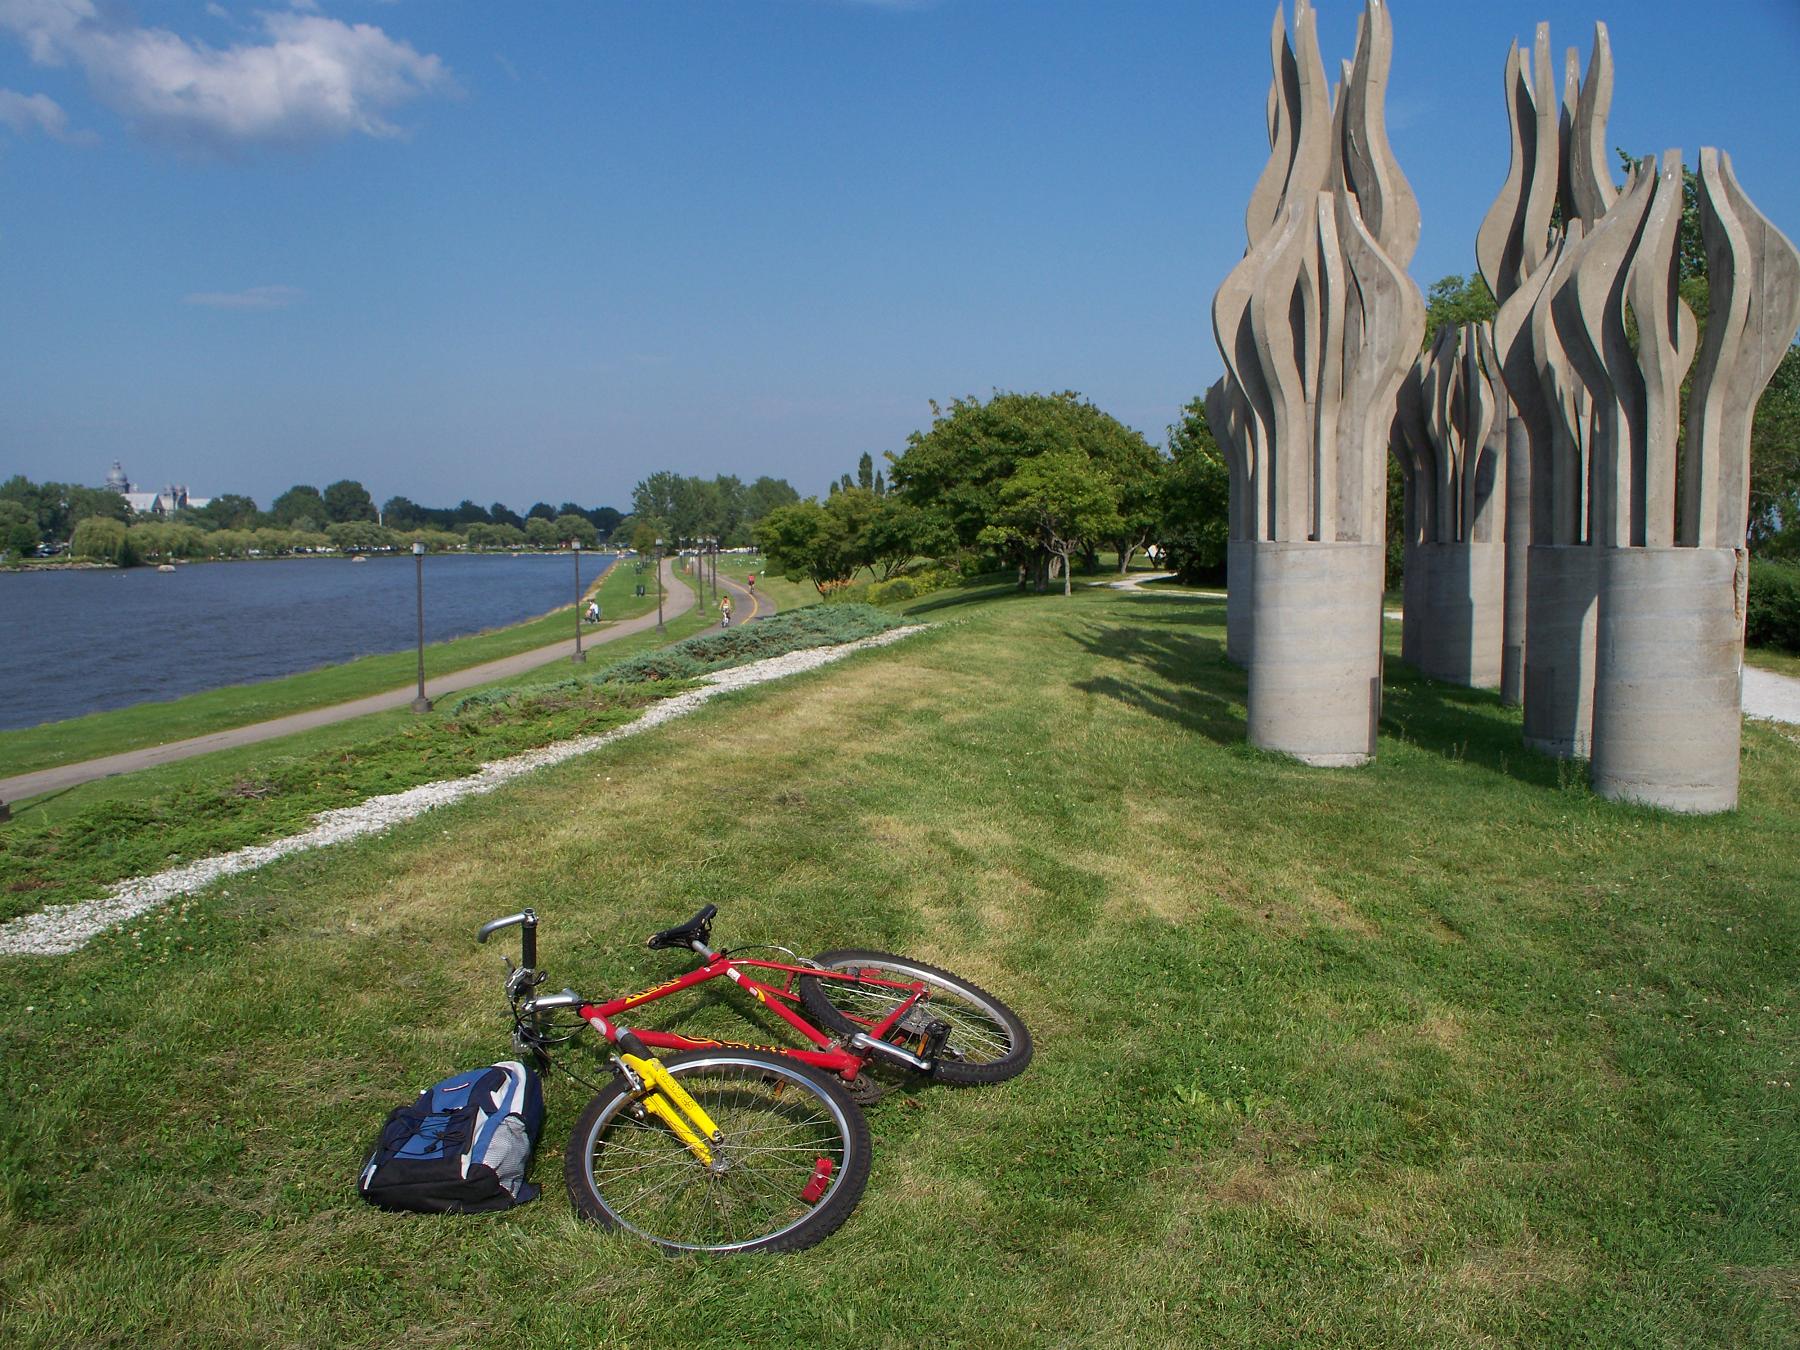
[{"x1": 1, "y1": 0, "x2": 1796, "y2": 513}]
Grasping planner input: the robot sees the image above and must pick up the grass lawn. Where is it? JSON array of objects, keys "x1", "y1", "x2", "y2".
[
  {"x1": 0, "y1": 554, "x2": 661, "y2": 781},
  {"x1": 1745, "y1": 646, "x2": 1800, "y2": 680},
  {"x1": 1, "y1": 584, "x2": 1795, "y2": 1346}
]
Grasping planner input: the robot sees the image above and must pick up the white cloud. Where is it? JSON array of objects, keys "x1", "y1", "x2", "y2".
[
  {"x1": 0, "y1": 0, "x2": 455, "y2": 151},
  {"x1": 182, "y1": 284, "x2": 304, "y2": 310},
  {"x1": 0, "y1": 85, "x2": 90, "y2": 141}
]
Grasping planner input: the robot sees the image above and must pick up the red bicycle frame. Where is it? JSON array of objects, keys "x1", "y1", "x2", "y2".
[{"x1": 578, "y1": 951, "x2": 927, "y2": 1082}]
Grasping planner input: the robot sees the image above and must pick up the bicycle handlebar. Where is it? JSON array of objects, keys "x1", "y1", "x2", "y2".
[{"x1": 477, "y1": 909, "x2": 538, "y2": 970}]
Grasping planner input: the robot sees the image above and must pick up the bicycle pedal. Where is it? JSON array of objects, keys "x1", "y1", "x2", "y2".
[{"x1": 917, "y1": 1020, "x2": 953, "y2": 1063}]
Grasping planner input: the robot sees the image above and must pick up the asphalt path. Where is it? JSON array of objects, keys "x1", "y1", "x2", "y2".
[{"x1": 0, "y1": 557, "x2": 697, "y2": 806}]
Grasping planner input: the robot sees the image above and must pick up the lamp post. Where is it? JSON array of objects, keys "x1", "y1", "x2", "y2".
[
  {"x1": 709, "y1": 537, "x2": 719, "y2": 608},
  {"x1": 655, "y1": 538, "x2": 665, "y2": 633},
  {"x1": 571, "y1": 539, "x2": 586, "y2": 663},
  {"x1": 410, "y1": 540, "x2": 432, "y2": 713}
]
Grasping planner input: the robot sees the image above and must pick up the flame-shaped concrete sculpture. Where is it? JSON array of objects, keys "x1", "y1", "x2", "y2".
[
  {"x1": 1476, "y1": 23, "x2": 1615, "y2": 715},
  {"x1": 1210, "y1": 0, "x2": 1423, "y2": 766},
  {"x1": 1392, "y1": 322, "x2": 1506, "y2": 686},
  {"x1": 1559, "y1": 150, "x2": 1800, "y2": 811}
]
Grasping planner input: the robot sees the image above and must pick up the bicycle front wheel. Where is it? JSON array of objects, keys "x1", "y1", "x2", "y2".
[
  {"x1": 564, "y1": 1048, "x2": 870, "y2": 1255},
  {"x1": 799, "y1": 950, "x2": 1033, "y2": 1086}
]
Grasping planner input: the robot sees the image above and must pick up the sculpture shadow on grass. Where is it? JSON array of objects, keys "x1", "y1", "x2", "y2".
[
  {"x1": 1378, "y1": 662, "x2": 1578, "y2": 790},
  {"x1": 1067, "y1": 605, "x2": 1248, "y2": 747}
]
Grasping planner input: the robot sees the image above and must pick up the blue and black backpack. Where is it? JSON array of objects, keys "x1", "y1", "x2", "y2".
[{"x1": 358, "y1": 1061, "x2": 545, "y2": 1214}]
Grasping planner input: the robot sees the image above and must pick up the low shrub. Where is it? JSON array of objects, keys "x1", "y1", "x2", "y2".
[
  {"x1": 1746, "y1": 558, "x2": 1800, "y2": 652},
  {"x1": 599, "y1": 603, "x2": 907, "y2": 684}
]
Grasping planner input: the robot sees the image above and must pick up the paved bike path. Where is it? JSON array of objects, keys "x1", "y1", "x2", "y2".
[{"x1": 0, "y1": 558, "x2": 697, "y2": 806}]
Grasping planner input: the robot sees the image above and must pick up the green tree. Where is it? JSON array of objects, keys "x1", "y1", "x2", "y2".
[
  {"x1": 1751, "y1": 345, "x2": 1800, "y2": 557},
  {"x1": 71, "y1": 516, "x2": 137, "y2": 566},
  {"x1": 322, "y1": 479, "x2": 378, "y2": 524},
  {"x1": 889, "y1": 391, "x2": 1143, "y2": 570},
  {"x1": 756, "y1": 499, "x2": 858, "y2": 595},
  {"x1": 1160, "y1": 397, "x2": 1231, "y2": 582},
  {"x1": 271, "y1": 485, "x2": 327, "y2": 530},
  {"x1": 524, "y1": 517, "x2": 559, "y2": 549},
  {"x1": 188, "y1": 494, "x2": 260, "y2": 531},
  {"x1": 1421, "y1": 273, "x2": 1497, "y2": 347},
  {"x1": 857, "y1": 452, "x2": 874, "y2": 491},
  {"x1": 983, "y1": 450, "x2": 1120, "y2": 596},
  {"x1": 744, "y1": 476, "x2": 800, "y2": 523},
  {"x1": 552, "y1": 513, "x2": 599, "y2": 549},
  {"x1": 0, "y1": 499, "x2": 40, "y2": 556}
]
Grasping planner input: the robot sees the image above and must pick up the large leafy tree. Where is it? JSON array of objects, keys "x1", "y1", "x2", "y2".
[
  {"x1": 0, "y1": 499, "x2": 39, "y2": 556},
  {"x1": 270, "y1": 484, "x2": 327, "y2": 529},
  {"x1": 322, "y1": 479, "x2": 378, "y2": 523},
  {"x1": 756, "y1": 499, "x2": 858, "y2": 595},
  {"x1": 188, "y1": 493, "x2": 260, "y2": 531},
  {"x1": 889, "y1": 390, "x2": 1145, "y2": 575},
  {"x1": 1160, "y1": 397, "x2": 1231, "y2": 582},
  {"x1": 983, "y1": 450, "x2": 1120, "y2": 596}
]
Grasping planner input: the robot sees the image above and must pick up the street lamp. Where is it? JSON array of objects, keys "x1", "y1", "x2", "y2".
[
  {"x1": 571, "y1": 538, "x2": 587, "y2": 663},
  {"x1": 655, "y1": 537, "x2": 665, "y2": 633},
  {"x1": 709, "y1": 536, "x2": 718, "y2": 608},
  {"x1": 411, "y1": 540, "x2": 432, "y2": 714}
]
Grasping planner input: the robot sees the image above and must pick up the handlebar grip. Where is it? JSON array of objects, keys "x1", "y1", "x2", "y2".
[{"x1": 477, "y1": 909, "x2": 538, "y2": 968}]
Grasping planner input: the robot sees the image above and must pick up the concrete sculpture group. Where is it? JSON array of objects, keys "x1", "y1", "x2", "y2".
[{"x1": 1209, "y1": 1, "x2": 1800, "y2": 814}]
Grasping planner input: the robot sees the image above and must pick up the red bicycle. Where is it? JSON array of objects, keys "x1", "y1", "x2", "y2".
[{"x1": 476, "y1": 904, "x2": 1031, "y2": 1254}]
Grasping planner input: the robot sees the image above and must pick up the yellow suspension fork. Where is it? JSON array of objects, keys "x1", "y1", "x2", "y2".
[{"x1": 614, "y1": 1032, "x2": 721, "y2": 1167}]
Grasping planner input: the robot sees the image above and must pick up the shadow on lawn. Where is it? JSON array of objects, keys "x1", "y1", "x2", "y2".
[
  {"x1": 1068, "y1": 605, "x2": 1247, "y2": 746},
  {"x1": 1073, "y1": 595, "x2": 1577, "y2": 790},
  {"x1": 1378, "y1": 662, "x2": 1576, "y2": 790}
]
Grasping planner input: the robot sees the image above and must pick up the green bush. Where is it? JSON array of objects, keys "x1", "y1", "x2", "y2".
[
  {"x1": 600, "y1": 603, "x2": 907, "y2": 684},
  {"x1": 1746, "y1": 559, "x2": 1800, "y2": 652}
]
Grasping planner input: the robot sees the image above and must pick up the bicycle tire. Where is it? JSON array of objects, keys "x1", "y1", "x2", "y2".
[
  {"x1": 564, "y1": 1047, "x2": 870, "y2": 1255},
  {"x1": 799, "y1": 950, "x2": 1033, "y2": 1086}
]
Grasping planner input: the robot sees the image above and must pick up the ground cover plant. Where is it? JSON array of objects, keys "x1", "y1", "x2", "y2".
[
  {"x1": 0, "y1": 583, "x2": 1795, "y2": 1346},
  {"x1": 591, "y1": 603, "x2": 904, "y2": 686},
  {"x1": 0, "y1": 553, "x2": 655, "y2": 781}
]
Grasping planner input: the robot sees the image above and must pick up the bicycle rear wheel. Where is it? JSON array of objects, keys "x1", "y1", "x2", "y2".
[
  {"x1": 799, "y1": 950, "x2": 1033, "y2": 1086},
  {"x1": 564, "y1": 1048, "x2": 869, "y2": 1255}
]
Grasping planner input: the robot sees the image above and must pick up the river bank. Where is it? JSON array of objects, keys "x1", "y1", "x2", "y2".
[{"x1": 0, "y1": 554, "x2": 654, "y2": 779}]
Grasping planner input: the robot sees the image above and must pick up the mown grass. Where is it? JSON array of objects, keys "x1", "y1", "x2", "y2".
[
  {"x1": 1747, "y1": 646, "x2": 1800, "y2": 679},
  {"x1": 0, "y1": 554, "x2": 656, "y2": 781},
  {"x1": 1, "y1": 585, "x2": 1795, "y2": 1346}
]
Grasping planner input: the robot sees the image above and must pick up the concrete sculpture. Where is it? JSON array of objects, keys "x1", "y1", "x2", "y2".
[
  {"x1": 1210, "y1": 0, "x2": 1423, "y2": 765},
  {"x1": 1392, "y1": 322, "x2": 1506, "y2": 686},
  {"x1": 1548, "y1": 150, "x2": 1800, "y2": 811},
  {"x1": 1476, "y1": 23, "x2": 1616, "y2": 728}
]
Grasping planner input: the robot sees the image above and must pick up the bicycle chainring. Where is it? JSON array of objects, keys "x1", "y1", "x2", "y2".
[{"x1": 847, "y1": 1073, "x2": 889, "y2": 1106}]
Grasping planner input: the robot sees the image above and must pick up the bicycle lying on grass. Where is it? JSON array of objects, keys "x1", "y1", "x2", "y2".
[{"x1": 476, "y1": 904, "x2": 1032, "y2": 1254}]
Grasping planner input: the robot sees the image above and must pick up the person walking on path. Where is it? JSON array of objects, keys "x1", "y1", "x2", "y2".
[{"x1": 720, "y1": 593, "x2": 733, "y2": 628}]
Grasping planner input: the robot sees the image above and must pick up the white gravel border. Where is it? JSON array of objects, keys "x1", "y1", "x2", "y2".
[{"x1": 0, "y1": 627, "x2": 926, "y2": 958}]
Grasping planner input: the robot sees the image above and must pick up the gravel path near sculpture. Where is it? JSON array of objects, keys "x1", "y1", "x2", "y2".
[{"x1": 0, "y1": 626, "x2": 927, "y2": 958}]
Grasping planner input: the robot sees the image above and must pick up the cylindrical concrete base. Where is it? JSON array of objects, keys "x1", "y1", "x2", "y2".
[
  {"x1": 1226, "y1": 538, "x2": 1254, "y2": 668},
  {"x1": 1406, "y1": 541, "x2": 1504, "y2": 688},
  {"x1": 1246, "y1": 541, "x2": 1385, "y2": 767},
  {"x1": 1523, "y1": 544, "x2": 1599, "y2": 759},
  {"x1": 1591, "y1": 547, "x2": 1745, "y2": 813},
  {"x1": 1500, "y1": 417, "x2": 1529, "y2": 707}
]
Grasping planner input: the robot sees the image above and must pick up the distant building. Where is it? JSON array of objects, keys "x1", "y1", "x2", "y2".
[{"x1": 104, "y1": 461, "x2": 211, "y2": 517}]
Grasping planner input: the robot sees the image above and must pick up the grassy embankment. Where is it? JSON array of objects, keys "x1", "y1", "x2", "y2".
[
  {"x1": 0, "y1": 604, "x2": 904, "y2": 925},
  {"x1": 0, "y1": 554, "x2": 661, "y2": 781},
  {"x1": 1, "y1": 581, "x2": 1795, "y2": 1346}
]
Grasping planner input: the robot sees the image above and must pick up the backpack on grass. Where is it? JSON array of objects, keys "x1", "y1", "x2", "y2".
[{"x1": 358, "y1": 1061, "x2": 544, "y2": 1214}]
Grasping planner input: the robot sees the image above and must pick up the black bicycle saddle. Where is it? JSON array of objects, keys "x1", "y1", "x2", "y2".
[{"x1": 646, "y1": 904, "x2": 718, "y2": 951}]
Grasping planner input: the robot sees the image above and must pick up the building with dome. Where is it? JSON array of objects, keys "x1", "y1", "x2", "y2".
[{"x1": 103, "y1": 461, "x2": 211, "y2": 517}]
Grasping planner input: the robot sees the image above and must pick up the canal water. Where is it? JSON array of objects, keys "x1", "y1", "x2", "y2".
[{"x1": 0, "y1": 552, "x2": 614, "y2": 731}]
